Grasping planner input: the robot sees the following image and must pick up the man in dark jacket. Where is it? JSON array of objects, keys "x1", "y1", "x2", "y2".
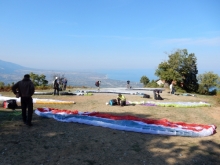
[
  {"x1": 12, "y1": 74, "x2": 35, "y2": 126},
  {"x1": 53, "y1": 77, "x2": 59, "y2": 95}
]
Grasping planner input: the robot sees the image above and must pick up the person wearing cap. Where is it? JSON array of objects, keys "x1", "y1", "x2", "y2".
[
  {"x1": 12, "y1": 74, "x2": 35, "y2": 126},
  {"x1": 53, "y1": 77, "x2": 59, "y2": 95},
  {"x1": 127, "y1": 80, "x2": 130, "y2": 89},
  {"x1": 117, "y1": 93, "x2": 126, "y2": 106}
]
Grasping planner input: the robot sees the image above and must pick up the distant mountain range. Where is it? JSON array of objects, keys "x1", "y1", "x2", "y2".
[{"x1": 0, "y1": 60, "x2": 143, "y2": 88}]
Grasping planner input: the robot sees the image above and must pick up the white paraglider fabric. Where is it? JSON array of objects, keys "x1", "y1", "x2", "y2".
[
  {"x1": 0, "y1": 96, "x2": 75, "y2": 104},
  {"x1": 35, "y1": 108, "x2": 216, "y2": 137},
  {"x1": 127, "y1": 101, "x2": 211, "y2": 107}
]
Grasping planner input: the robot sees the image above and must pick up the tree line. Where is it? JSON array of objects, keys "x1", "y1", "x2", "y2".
[
  {"x1": 140, "y1": 49, "x2": 220, "y2": 95},
  {"x1": 0, "y1": 73, "x2": 67, "y2": 91}
]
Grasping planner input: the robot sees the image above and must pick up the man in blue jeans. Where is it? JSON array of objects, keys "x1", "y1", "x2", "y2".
[{"x1": 12, "y1": 74, "x2": 35, "y2": 126}]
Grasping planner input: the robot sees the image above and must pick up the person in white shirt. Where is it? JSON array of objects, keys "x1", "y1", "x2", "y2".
[{"x1": 170, "y1": 81, "x2": 175, "y2": 94}]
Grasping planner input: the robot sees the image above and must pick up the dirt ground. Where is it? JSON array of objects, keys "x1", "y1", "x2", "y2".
[{"x1": 0, "y1": 89, "x2": 220, "y2": 165}]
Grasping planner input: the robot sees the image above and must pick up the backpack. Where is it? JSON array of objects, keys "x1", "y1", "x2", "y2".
[
  {"x1": 3, "y1": 99, "x2": 18, "y2": 110},
  {"x1": 109, "y1": 99, "x2": 117, "y2": 106},
  {"x1": 153, "y1": 92, "x2": 163, "y2": 100},
  {"x1": 142, "y1": 94, "x2": 150, "y2": 98},
  {"x1": 95, "y1": 81, "x2": 99, "y2": 87},
  {"x1": 157, "y1": 94, "x2": 163, "y2": 100}
]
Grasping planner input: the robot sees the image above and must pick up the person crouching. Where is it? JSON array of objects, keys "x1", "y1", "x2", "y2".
[{"x1": 117, "y1": 93, "x2": 126, "y2": 106}]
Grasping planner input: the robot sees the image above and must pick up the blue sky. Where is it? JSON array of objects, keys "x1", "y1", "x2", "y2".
[{"x1": 0, "y1": 0, "x2": 220, "y2": 79}]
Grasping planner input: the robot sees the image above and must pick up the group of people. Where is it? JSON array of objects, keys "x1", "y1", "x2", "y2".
[
  {"x1": 108, "y1": 93, "x2": 127, "y2": 106},
  {"x1": 11, "y1": 75, "x2": 68, "y2": 126},
  {"x1": 10, "y1": 75, "x2": 128, "y2": 127},
  {"x1": 53, "y1": 77, "x2": 68, "y2": 95},
  {"x1": 11, "y1": 74, "x2": 176, "y2": 127},
  {"x1": 95, "y1": 80, "x2": 127, "y2": 106}
]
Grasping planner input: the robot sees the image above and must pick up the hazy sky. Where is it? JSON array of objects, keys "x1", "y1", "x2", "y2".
[{"x1": 0, "y1": 0, "x2": 220, "y2": 75}]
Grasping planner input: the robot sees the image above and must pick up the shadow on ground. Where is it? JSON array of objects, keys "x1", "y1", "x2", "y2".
[{"x1": 0, "y1": 108, "x2": 219, "y2": 165}]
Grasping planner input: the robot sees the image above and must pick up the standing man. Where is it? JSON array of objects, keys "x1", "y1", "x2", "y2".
[
  {"x1": 63, "y1": 78, "x2": 67, "y2": 91},
  {"x1": 127, "y1": 80, "x2": 130, "y2": 89},
  {"x1": 12, "y1": 74, "x2": 35, "y2": 126},
  {"x1": 53, "y1": 77, "x2": 59, "y2": 95},
  {"x1": 170, "y1": 81, "x2": 175, "y2": 94}
]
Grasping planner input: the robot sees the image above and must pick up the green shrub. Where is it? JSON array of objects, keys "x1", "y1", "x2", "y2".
[
  {"x1": 146, "y1": 81, "x2": 159, "y2": 88},
  {"x1": 174, "y1": 86, "x2": 186, "y2": 93},
  {"x1": 197, "y1": 84, "x2": 208, "y2": 95}
]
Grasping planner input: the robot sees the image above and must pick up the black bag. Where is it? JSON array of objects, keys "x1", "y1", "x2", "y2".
[
  {"x1": 3, "y1": 99, "x2": 18, "y2": 109},
  {"x1": 143, "y1": 94, "x2": 150, "y2": 98},
  {"x1": 157, "y1": 94, "x2": 163, "y2": 100},
  {"x1": 153, "y1": 91, "x2": 163, "y2": 100},
  {"x1": 155, "y1": 94, "x2": 163, "y2": 100}
]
